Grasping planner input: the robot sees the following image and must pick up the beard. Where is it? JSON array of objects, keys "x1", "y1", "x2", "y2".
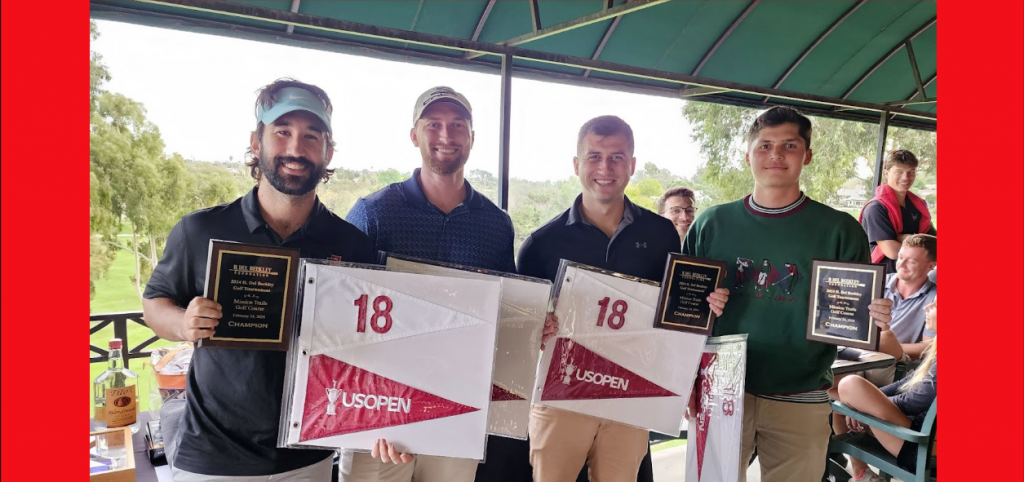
[
  {"x1": 424, "y1": 151, "x2": 469, "y2": 176},
  {"x1": 259, "y1": 153, "x2": 325, "y2": 196}
]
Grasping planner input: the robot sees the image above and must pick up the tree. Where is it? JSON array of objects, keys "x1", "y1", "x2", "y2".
[
  {"x1": 90, "y1": 21, "x2": 178, "y2": 301},
  {"x1": 90, "y1": 21, "x2": 116, "y2": 300},
  {"x1": 681, "y1": 102, "x2": 880, "y2": 207},
  {"x1": 91, "y1": 91, "x2": 168, "y2": 299},
  {"x1": 633, "y1": 162, "x2": 684, "y2": 191},
  {"x1": 90, "y1": 21, "x2": 110, "y2": 119},
  {"x1": 625, "y1": 178, "x2": 664, "y2": 211}
]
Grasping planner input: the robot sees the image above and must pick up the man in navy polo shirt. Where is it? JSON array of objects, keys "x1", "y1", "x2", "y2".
[
  {"x1": 346, "y1": 86, "x2": 515, "y2": 274},
  {"x1": 143, "y1": 79, "x2": 375, "y2": 480},
  {"x1": 517, "y1": 115, "x2": 729, "y2": 482},
  {"x1": 344, "y1": 87, "x2": 537, "y2": 482}
]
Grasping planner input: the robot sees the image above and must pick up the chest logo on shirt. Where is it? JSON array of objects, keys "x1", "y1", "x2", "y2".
[
  {"x1": 734, "y1": 257, "x2": 800, "y2": 302},
  {"x1": 635, "y1": 242, "x2": 647, "y2": 249}
]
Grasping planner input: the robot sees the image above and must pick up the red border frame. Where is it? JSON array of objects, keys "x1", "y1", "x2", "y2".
[
  {"x1": 1, "y1": 1, "x2": 1021, "y2": 480},
  {"x1": 938, "y1": 0, "x2": 1024, "y2": 479},
  {"x1": 2, "y1": 1, "x2": 91, "y2": 481}
]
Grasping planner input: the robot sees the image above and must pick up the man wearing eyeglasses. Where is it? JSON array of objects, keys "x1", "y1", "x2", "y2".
[{"x1": 656, "y1": 187, "x2": 698, "y2": 245}]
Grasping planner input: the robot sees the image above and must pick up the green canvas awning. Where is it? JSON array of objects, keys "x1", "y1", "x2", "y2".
[{"x1": 91, "y1": 0, "x2": 936, "y2": 130}]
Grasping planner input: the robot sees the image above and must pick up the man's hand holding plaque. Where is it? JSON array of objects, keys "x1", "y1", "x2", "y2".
[
  {"x1": 199, "y1": 240, "x2": 300, "y2": 350},
  {"x1": 655, "y1": 253, "x2": 729, "y2": 335},
  {"x1": 805, "y1": 260, "x2": 888, "y2": 351}
]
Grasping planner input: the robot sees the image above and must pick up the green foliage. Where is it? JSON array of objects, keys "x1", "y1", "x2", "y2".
[
  {"x1": 378, "y1": 168, "x2": 406, "y2": 186},
  {"x1": 681, "y1": 102, "x2": 883, "y2": 206},
  {"x1": 680, "y1": 102, "x2": 941, "y2": 213},
  {"x1": 90, "y1": 21, "x2": 110, "y2": 118},
  {"x1": 90, "y1": 22, "x2": 249, "y2": 300},
  {"x1": 90, "y1": 235, "x2": 116, "y2": 300}
]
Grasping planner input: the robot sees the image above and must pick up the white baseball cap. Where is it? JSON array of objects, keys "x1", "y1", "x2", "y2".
[{"x1": 412, "y1": 86, "x2": 472, "y2": 125}]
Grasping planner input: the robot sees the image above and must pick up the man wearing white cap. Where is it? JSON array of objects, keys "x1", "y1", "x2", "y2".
[
  {"x1": 347, "y1": 86, "x2": 516, "y2": 274},
  {"x1": 143, "y1": 78, "x2": 375, "y2": 481},
  {"x1": 344, "y1": 87, "x2": 543, "y2": 482}
]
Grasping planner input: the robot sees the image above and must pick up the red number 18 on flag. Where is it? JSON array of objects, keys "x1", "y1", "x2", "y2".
[{"x1": 353, "y1": 294, "x2": 394, "y2": 333}]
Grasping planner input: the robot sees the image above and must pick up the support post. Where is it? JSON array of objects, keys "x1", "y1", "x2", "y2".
[
  {"x1": 872, "y1": 111, "x2": 890, "y2": 188},
  {"x1": 498, "y1": 54, "x2": 513, "y2": 210}
]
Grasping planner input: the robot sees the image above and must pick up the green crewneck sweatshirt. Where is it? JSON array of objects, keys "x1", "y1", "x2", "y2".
[{"x1": 683, "y1": 194, "x2": 869, "y2": 394}]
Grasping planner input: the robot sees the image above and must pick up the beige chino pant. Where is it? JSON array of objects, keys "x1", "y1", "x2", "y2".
[
  {"x1": 739, "y1": 393, "x2": 833, "y2": 482},
  {"x1": 529, "y1": 405, "x2": 648, "y2": 482},
  {"x1": 340, "y1": 451, "x2": 477, "y2": 482}
]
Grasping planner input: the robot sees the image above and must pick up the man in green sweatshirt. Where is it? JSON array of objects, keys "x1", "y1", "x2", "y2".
[{"x1": 682, "y1": 106, "x2": 893, "y2": 482}]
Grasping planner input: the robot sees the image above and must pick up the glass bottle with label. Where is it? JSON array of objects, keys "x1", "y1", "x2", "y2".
[{"x1": 93, "y1": 338, "x2": 139, "y2": 434}]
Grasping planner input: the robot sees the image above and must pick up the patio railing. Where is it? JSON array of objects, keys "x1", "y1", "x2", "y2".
[{"x1": 90, "y1": 311, "x2": 157, "y2": 370}]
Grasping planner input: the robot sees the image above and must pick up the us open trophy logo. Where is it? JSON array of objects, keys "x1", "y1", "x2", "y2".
[
  {"x1": 325, "y1": 380, "x2": 341, "y2": 416},
  {"x1": 562, "y1": 360, "x2": 576, "y2": 385}
]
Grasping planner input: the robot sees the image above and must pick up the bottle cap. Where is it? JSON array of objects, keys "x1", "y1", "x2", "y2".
[{"x1": 109, "y1": 338, "x2": 123, "y2": 350}]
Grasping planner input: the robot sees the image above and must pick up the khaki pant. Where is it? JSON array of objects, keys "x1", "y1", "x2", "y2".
[
  {"x1": 529, "y1": 405, "x2": 648, "y2": 482},
  {"x1": 739, "y1": 394, "x2": 832, "y2": 482},
  {"x1": 339, "y1": 451, "x2": 477, "y2": 482},
  {"x1": 171, "y1": 454, "x2": 334, "y2": 481}
]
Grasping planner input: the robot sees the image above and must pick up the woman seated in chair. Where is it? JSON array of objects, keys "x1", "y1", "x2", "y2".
[{"x1": 833, "y1": 298, "x2": 937, "y2": 482}]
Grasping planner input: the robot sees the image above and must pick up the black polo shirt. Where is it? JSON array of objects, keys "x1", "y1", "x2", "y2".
[
  {"x1": 143, "y1": 187, "x2": 374, "y2": 476},
  {"x1": 517, "y1": 194, "x2": 679, "y2": 284},
  {"x1": 515, "y1": 194, "x2": 673, "y2": 482},
  {"x1": 861, "y1": 201, "x2": 937, "y2": 273}
]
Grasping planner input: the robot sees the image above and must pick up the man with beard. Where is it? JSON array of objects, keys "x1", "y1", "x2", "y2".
[
  {"x1": 143, "y1": 79, "x2": 375, "y2": 481},
  {"x1": 346, "y1": 86, "x2": 516, "y2": 274},
  {"x1": 343, "y1": 86, "x2": 528, "y2": 482}
]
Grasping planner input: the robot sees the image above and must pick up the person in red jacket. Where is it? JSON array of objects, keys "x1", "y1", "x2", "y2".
[{"x1": 859, "y1": 150, "x2": 936, "y2": 274}]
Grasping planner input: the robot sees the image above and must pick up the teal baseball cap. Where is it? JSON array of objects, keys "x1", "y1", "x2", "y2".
[{"x1": 256, "y1": 86, "x2": 333, "y2": 136}]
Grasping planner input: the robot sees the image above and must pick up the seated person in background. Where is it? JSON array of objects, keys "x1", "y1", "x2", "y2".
[
  {"x1": 868, "y1": 234, "x2": 936, "y2": 383},
  {"x1": 859, "y1": 149, "x2": 936, "y2": 274},
  {"x1": 832, "y1": 234, "x2": 935, "y2": 392},
  {"x1": 832, "y1": 298, "x2": 937, "y2": 482},
  {"x1": 656, "y1": 186, "x2": 697, "y2": 246},
  {"x1": 884, "y1": 234, "x2": 937, "y2": 359}
]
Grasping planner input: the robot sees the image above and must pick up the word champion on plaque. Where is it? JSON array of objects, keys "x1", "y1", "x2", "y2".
[
  {"x1": 655, "y1": 253, "x2": 727, "y2": 336},
  {"x1": 199, "y1": 240, "x2": 299, "y2": 350},
  {"x1": 805, "y1": 260, "x2": 885, "y2": 351}
]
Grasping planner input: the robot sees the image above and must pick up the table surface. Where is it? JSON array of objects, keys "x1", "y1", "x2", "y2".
[
  {"x1": 92, "y1": 412, "x2": 161, "y2": 482},
  {"x1": 832, "y1": 348, "x2": 896, "y2": 376}
]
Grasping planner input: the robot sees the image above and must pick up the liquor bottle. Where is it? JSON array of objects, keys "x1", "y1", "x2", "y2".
[{"x1": 94, "y1": 338, "x2": 140, "y2": 434}]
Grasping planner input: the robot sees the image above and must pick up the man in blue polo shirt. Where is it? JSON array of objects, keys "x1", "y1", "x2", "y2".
[
  {"x1": 346, "y1": 86, "x2": 515, "y2": 274},
  {"x1": 518, "y1": 115, "x2": 729, "y2": 482},
  {"x1": 343, "y1": 86, "x2": 527, "y2": 482},
  {"x1": 143, "y1": 79, "x2": 375, "y2": 481}
]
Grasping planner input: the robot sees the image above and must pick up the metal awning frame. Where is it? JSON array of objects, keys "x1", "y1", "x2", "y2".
[{"x1": 91, "y1": 0, "x2": 937, "y2": 208}]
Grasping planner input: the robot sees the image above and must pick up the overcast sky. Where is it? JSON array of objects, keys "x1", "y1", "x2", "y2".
[{"x1": 93, "y1": 19, "x2": 709, "y2": 183}]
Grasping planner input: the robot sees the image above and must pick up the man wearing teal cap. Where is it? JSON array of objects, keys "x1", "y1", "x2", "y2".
[{"x1": 143, "y1": 78, "x2": 375, "y2": 481}]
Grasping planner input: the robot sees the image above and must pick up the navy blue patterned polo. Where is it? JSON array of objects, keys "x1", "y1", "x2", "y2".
[{"x1": 346, "y1": 168, "x2": 516, "y2": 273}]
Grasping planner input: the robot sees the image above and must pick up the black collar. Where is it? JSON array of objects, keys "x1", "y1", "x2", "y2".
[
  {"x1": 566, "y1": 194, "x2": 639, "y2": 227},
  {"x1": 240, "y1": 186, "x2": 327, "y2": 239}
]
